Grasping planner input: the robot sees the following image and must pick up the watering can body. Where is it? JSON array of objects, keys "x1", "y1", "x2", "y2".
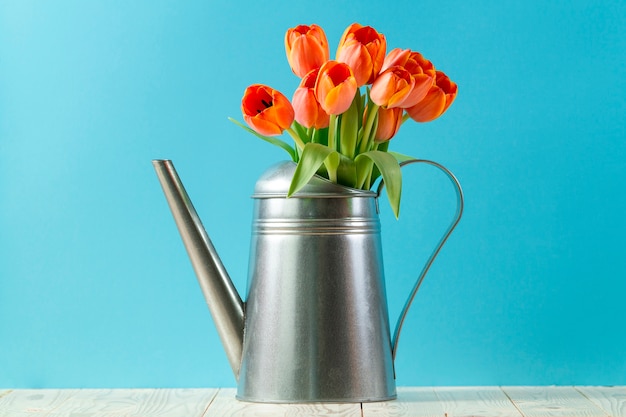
[
  {"x1": 153, "y1": 159, "x2": 463, "y2": 403},
  {"x1": 240, "y1": 162, "x2": 395, "y2": 402}
]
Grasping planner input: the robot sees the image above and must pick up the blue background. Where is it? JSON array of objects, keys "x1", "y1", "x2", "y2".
[{"x1": 1, "y1": 0, "x2": 625, "y2": 388}]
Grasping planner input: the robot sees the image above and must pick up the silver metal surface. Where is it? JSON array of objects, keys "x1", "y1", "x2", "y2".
[
  {"x1": 153, "y1": 160, "x2": 245, "y2": 379},
  {"x1": 239, "y1": 162, "x2": 395, "y2": 402},
  {"x1": 152, "y1": 158, "x2": 463, "y2": 404}
]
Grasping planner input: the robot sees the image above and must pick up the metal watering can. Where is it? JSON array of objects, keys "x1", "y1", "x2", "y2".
[{"x1": 153, "y1": 159, "x2": 463, "y2": 403}]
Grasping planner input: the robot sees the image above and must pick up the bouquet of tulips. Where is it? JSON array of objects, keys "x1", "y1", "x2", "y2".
[{"x1": 231, "y1": 23, "x2": 457, "y2": 217}]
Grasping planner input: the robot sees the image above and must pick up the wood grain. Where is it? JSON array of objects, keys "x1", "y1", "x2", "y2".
[
  {"x1": 1, "y1": 387, "x2": 625, "y2": 417},
  {"x1": 433, "y1": 386, "x2": 523, "y2": 417},
  {"x1": 503, "y1": 386, "x2": 609, "y2": 417},
  {"x1": 0, "y1": 388, "x2": 78, "y2": 417},
  {"x1": 205, "y1": 388, "x2": 362, "y2": 417},
  {"x1": 576, "y1": 386, "x2": 626, "y2": 417},
  {"x1": 362, "y1": 387, "x2": 445, "y2": 417},
  {"x1": 50, "y1": 388, "x2": 217, "y2": 417}
]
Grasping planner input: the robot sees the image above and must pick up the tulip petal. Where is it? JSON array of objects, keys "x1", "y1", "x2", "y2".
[
  {"x1": 244, "y1": 113, "x2": 284, "y2": 136},
  {"x1": 399, "y1": 73, "x2": 433, "y2": 108},
  {"x1": 406, "y1": 87, "x2": 446, "y2": 122},
  {"x1": 323, "y1": 83, "x2": 356, "y2": 115},
  {"x1": 375, "y1": 107, "x2": 403, "y2": 142}
]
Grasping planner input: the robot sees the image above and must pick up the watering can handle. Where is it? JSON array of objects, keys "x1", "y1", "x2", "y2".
[{"x1": 376, "y1": 159, "x2": 465, "y2": 361}]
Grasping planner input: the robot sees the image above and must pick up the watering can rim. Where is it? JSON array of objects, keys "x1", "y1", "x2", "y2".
[{"x1": 252, "y1": 161, "x2": 377, "y2": 199}]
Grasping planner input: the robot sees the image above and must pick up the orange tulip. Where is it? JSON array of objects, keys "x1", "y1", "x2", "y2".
[
  {"x1": 336, "y1": 23, "x2": 386, "y2": 87},
  {"x1": 314, "y1": 60, "x2": 358, "y2": 115},
  {"x1": 292, "y1": 68, "x2": 330, "y2": 129},
  {"x1": 374, "y1": 107, "x2": 404, "y2": 142},
  {"x1": 382, "y1": 48, "x2": 435, "y2": 75},
  {"x1": 406, "y1": 71, "x2": 458, "y2": 122},
  {"x1": 241, "y1": 84, "x2": 295, "y2": 136},
  {"x1": 381, "y1": 48, "x2": 435, "y2": 108},
  {"x1": 370, "y1": 66, "x2": 416, "y2": 109},
  {"x1": 285, "y1": 24, "x2": 330, "y2": 78}
]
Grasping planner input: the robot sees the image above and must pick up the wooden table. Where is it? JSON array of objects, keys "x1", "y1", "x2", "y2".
[{"x1": 1, "y1": 386, "x2": 625, "y2": 416}]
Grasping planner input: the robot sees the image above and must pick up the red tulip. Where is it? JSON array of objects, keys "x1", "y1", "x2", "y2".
[
  {"x1": 370, "y1": 66, "x2": 416, "y2": 109},
  {"x1": 374, "y1": 107, "x2": 404, "y2": 142},
  {"x1": 292, "y1": 68, "x2": 330, "y2": 129},
  {"x1": 285, "y1": 24, "x2": 330, "y2": 78},
  {"x1": 314, "y1": 60, "x2": 358, "y2": 115},
  {"x1": 336, "y1": 23, "x2": 386, "y2": 87},
  {"x1": 241, "y1": 84, "x2": 295, "y2": 136},
  {"x1": 381, "y1": 48, "x2": 435, "y2": 108},
  {"x1": 406, "y1": 71, "x2": 458, "y2": 122}
]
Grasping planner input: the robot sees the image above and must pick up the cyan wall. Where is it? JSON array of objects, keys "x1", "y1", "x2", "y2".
[{"x1": 1, "y1": 0, "x2": 625, "y2": 388}]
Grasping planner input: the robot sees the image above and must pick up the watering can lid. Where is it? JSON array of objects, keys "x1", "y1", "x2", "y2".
[{"x1": 252, "y1": 161, "x2": 376, "y2": 198}]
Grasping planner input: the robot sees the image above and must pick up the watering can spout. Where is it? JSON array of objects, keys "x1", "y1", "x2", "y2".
[{"x1": 152, "y1": 159, "x2": 244, "y2": 380}]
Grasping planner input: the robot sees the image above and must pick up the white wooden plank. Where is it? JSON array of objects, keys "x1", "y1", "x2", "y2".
[
  {"x1": 0, "y1": 389, "x2": 78, "y2": 417},
  {"x1": 204, "y1": 388, "x2": 362, "y2": 417},
  {"x1": 433, "y1": 386, "x2": 523, "y2": 417},
  {"x1": 47, "y1": 388, "x2": 217, "y2": 417},
  {"x1": 576, "y1": 386, "x2": 626, "y2": 417},
  {"x1": 503, "y1": 386, "x2": 608, "y2": 417},
  {"x1": 362, "y1": 386, "x2": 444, "y2": 417},
  {"x1": 0, "y1": 391, "x2": 12, "y2": 403}
]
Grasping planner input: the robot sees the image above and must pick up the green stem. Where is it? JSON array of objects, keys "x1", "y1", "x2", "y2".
[
  {"x1": 360, "y1": 103, "x2": 379, "y2": 154},
  {"x1": 286, "y1": 127, "x2": 306, "y2": 152},
  {"x1": 328, "y1": 114, "x2": 338, "y2": 152}
]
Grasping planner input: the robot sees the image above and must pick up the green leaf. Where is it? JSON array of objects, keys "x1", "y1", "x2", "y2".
[
  {"x1": 324, "y1": 150, "x2": 341, "y2": 183},
  {"x1": 288, "y1": 143, "x2": 337, "y2": 197},
  {"x1": 336, "y1": 156, "x2": 357, "y2": 188},
  {"x1": 355, "y1": 157, "x2": 374, "y2": 189},
  {"x1": 356, "y1": 150, "x2": 402, "y2": 218},
  {"x1": 388, "y1": 150, "x2": 418, "y2": 163},
  {"x1": 229, "y1": 117, "x2": 297, "y2": 161}
]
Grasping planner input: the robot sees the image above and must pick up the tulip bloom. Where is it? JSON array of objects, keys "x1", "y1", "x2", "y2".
[
  {"x1": 314, "y1": 60, "x2": 358, "y2": 115},
  {"x1": 382, "y1": 48, "x2": 435, "y2": 75},
  {"x1": 375, "y1": 107, "x2": 404, "y2": 142},
  {"x1": 285, "y1": 24, "x2": 330, "y2": 78},
  {"x1": 241, "y1": 84, "x2": 295, "y2": 136},
  {"x1": 406, "y1": 71, "x2": 458, "y2": 123},
  {"x1": 292, "y1": 68, "x2": 330, "y2": 129},
  {"x1": 336, "y1": 23, "x2": 386, "y2": 86},
  {"x1": 381, "y1": 48, "x2": 435, "y2": 108},
  {"x1": 370, "y1": 66, "x2": 417, "y2": 109}
]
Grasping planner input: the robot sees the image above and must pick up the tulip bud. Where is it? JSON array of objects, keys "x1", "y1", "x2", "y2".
[
  {"x1": 241, "y1": 84, "x2": 295, "y2": 136},
  {"x1": 285, "y1": 24, "x2": 330, "y2": 78},
  {"x1": 406, "y1": 71, "x2": 458, "y2": 123},
  {"x1": 336, "y1": 23, "x2": 386, "y2": 87},
  {"x1": 314, "y1": 61, "x2": 358, "y2": 115},
  {"x1": 292, "y1": 68, "x2": 330, "y2": 129},
  {"x1": 374, "y1": 107, "x2": 404, "y2": 142}
]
